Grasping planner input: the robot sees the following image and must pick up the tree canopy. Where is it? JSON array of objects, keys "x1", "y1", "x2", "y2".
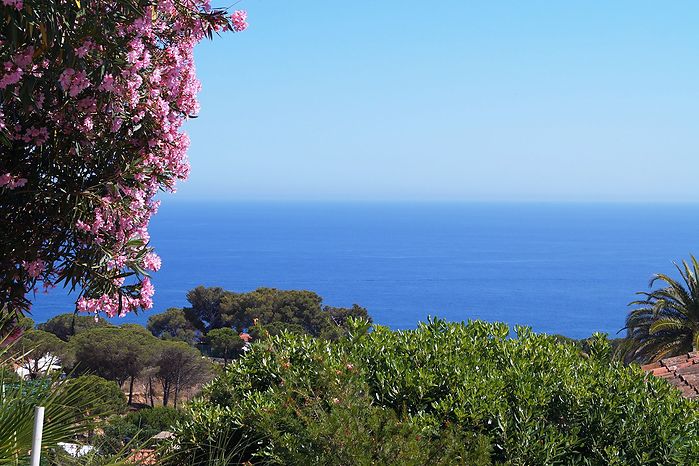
[
  {"x1": 152, "y1": 340, "x2": 211, "y2": 408},
  {"x1": 184, "y1": 286, "x2": 371, "y2": 339},
  {"x1": 207, "y1": 328, "x2": 244, "y2": 365},
  {"x1": 10, "y1": 329, "x2": 66, "y2": 379},
  {"x1": 64, "y1": 375, "x2": 128, "y2": 418},
  {"x1": 69, "y1": 326, "x2": 153, "y2": 403},
  {"x1": 183, "y1": 286, "x2": 227, "y2": 333},
  {"x1": 37, "y1": 312, "x2": 109, "y2": 341},
  {"x1": 148, "y1": 307, "x2": 197, "y2": 343}
]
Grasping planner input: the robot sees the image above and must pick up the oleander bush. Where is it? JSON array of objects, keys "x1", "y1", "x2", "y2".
[{"x1": 166, "y1": 319, "x2": 699, "y2": 465}]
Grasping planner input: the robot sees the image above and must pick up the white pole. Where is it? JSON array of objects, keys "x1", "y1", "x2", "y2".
[{"x1": 29, "y1": 406, "x2": 44, "y2": 466}]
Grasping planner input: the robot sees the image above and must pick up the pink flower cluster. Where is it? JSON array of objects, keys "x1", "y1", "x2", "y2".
[
  {"x1": 0, "y1": 173, "x2": 27, "y2": 189},
  {"x1": 143, "y1": 252, "x2": 162, "y2": 272},
  {"x1": 58, "y1": 68, "x2": 91, "y2": 97},
  {"x1": 22, "y1": 259, "x2": 44, "y2": 279},
  {"x1": 1, "y1": 0, "x2": 21, "y2": 11},
  {"x1": 231, "y1": 10, "x2": 248, "y2": 32},
  {"x1": 0, "y1": 46, "x2": 34, "y2": 89},
  {"x1": 0, "y1": 0, "x2": 246, "y2": 317},
  {"x1": 77, "y1": 277, "x2": 155, "y2": 317}
]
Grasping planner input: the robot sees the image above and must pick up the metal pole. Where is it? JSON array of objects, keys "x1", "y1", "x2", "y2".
[{"x1": 29, "y1": 406, "x2": 44, "y2": 466}]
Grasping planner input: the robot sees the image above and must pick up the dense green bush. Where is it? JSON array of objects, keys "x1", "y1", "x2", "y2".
[
  {"x1": 64, "y1": 375, "x2": 127, "y2": 418},
  {"x1": 100, "y1": 406, "x2": 187, "y2": 454},
  {"x1": 167, "y1": 319, "x2": 699, "y2": 465}
]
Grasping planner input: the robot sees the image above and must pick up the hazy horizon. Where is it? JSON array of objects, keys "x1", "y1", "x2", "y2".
[{"x1": 159, "y1": 198, "x2": 699, "y2": 205}]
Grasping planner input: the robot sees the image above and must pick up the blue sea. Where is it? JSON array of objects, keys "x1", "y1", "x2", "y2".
[{"x1": 29, "y1": 202, "x2": 699, "y2": 339}]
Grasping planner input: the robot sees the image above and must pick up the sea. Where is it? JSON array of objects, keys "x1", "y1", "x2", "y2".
[{"x1": 29, "y1": 202, "x2": 699, "y2": 339}]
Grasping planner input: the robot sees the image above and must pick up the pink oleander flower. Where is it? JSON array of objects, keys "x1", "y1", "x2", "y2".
[
  {"x1": 14, "y1": 46, "x2": 33, "y2": 68},
  {"x1": 231, "y1": 10, "x2": 247, "y2": 32},
  {"x1": 23, "y1": 259, "x2": 45, "y2": 278},
  {"x1": 75, "y1": 39, "x2": 94, "y2": 58},
  {"x1": 58, "y1": 68, "x2": 75, "y2": 91},
  {"x1": 0, "y1": 65, "x2": 22, "y2": 89},
  {"x1": 139, "y1": 276, "x2": 155, "y2": 309},
  {"x1": 0, "y1": 172, "x2": 27, "y2": 189},
  {"x1": 0, "y1": 173, "x2": 11, "y2": 187},
  {"x1": 11, "y1": 178, "x2": 27, "y2": 188},
  {"x1": 69, "y1": 70, "x2": 91, "y2": 97},
  {"x1": 99, "y1": 74, "x2": 116, "y2": 92},
  {"x1": 143, "y1": 252, "x2": 162, "y2": 271},
  {"x1": 1, "y1": 0, "x2": 22, "y2": 11}
]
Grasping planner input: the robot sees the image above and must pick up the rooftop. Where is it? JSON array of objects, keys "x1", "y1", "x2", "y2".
[{"x1": 641, "y1": 352, "x2": 699, "y2": 399}]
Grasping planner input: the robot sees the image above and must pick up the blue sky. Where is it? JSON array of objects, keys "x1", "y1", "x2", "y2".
[{"x1": 179, "y1": 1, "x2": 698, "y2": 202}]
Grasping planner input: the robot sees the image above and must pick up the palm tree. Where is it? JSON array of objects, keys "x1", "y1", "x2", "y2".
[
  {"x1": 0, "y1": 311, "x2": 103, "y2": 464},
  {"x1": 621, "y1": 256, "x2": 699, "y2": 363}
]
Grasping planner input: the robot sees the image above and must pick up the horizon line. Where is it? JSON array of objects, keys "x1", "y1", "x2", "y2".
[{"x1": 159, "y1": 198, "x2": 699, "y2": 205}]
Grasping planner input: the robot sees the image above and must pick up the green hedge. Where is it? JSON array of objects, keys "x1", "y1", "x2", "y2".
[
  {"x1": 100, "y1": 406, "x2": 187, "y2": 454},
  {"x1": 167, "y1": 319, "x2": 699, "y2": 465}
]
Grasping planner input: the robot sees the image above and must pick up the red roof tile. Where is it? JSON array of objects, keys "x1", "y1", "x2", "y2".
[
  {"x1": 643, "y1": 352, "x2": 699, "y2": 399},
  {"x1": 640, "y1": 361, "x2": 661, "y2": 371}
]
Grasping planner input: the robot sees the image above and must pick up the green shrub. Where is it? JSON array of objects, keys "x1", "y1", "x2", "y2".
[
  {"x1": 167, "y1": 319, "x2": 699, "y2": 465},
  {"x1": 64, "y1": 375, "x2": 127, "y2": 418},
  {"x1": 0, "y1": 365, "x2": 20, "y2": 384},
  {"x1": 100, "y1": 406, "x2": 187, "y2": 454}
]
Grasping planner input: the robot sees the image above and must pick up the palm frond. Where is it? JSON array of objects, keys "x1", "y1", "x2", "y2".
[
  {"x1": 649, "y1": 317, "x2": 689, "y2": 335},
  {"x1": 621, "y1": 256, "x2": 699, "y2": 363},
  {"x1": 0, "y1": 313, "x2": 109, "y2": 464}
]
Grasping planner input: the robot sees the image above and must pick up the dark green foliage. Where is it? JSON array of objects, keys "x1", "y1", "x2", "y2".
[
  {"x1": 207, "y1": 328, "x2": 244, "y2": 364},
  {"x1": 184, "y1": 286, "x2": 227, "y2": 333},
  {"x1": 219, "y1": 287, "x2": 326, "y2": 334},
  {"x1": 10, "y1": 329, "x2": 66, "y2": 379},
  {"x1": 168, "y1": 319, "x2": 699, "y2": 465},
  {"x1": 148, "y1": 307, "x2": 197, "y2": 344},
  {"x1": 0, "y1": 374, "x2": 107, "y2": 462},
  {"x1": 37, "y1": 312, "x2": 110, "y2": 341},
  {"x1": 63, "y1": 375, "x2": 127, "y2": 418},
  {"x1": 249, "y1": 321, "x2": 307, "y2": 340},
  {"x1": 69, "y1": 327, "x2": 151, "y2": 385},
  {"x1": 0, "y1": 365, "x2": 20, "y2": 385},
  {"x1": 184, "y1": 286, "x2": 371, "y2": 340},
  {"x1": 622, "y1": 255, "x2": 699, "y2": 363},
  {"x1": 16, "y1": 316, "x2": 34, "y2": 330},
  {"x1": 152, "y1": 340, "x2": 213, "y2": 408},
  {"x1": 69, "y1": 326, "x2": 154, "y2": 404},
  {"x1": 119, "y1": 323, "x2": 153, "y2": 336},
  {"x1": 551, "y1": 333, "x2": 625, "y2": 357},
  {"x1": 100, "y1": 406, "x2": 187, "y2": 454},
  {"x1": 12, "y1": 328, "x2": 65, "y2": 354},
  {"x1": 325, "y1": 303, "x2": 371, "y2": 328}
]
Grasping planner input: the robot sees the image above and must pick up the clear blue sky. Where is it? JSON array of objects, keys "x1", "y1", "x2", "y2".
[{"x1": 180, "y1": 1, "x2": 698, "y2": 202}]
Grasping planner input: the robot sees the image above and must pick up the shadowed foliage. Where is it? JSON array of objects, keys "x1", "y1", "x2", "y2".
[
  {"x1": 38, "y1": 313, "x2": 110, "y2": 341},
  {"x1": 147, "y1": 307, "x2": 197, "y2": 344},
  {"x1": 0, "y1": 315, "x2": 112, "y2": 464}
]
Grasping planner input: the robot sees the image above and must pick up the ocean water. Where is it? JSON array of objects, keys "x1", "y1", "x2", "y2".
[{"x1": 29, "y1": 202, "x2": 699, "y2": 339}]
